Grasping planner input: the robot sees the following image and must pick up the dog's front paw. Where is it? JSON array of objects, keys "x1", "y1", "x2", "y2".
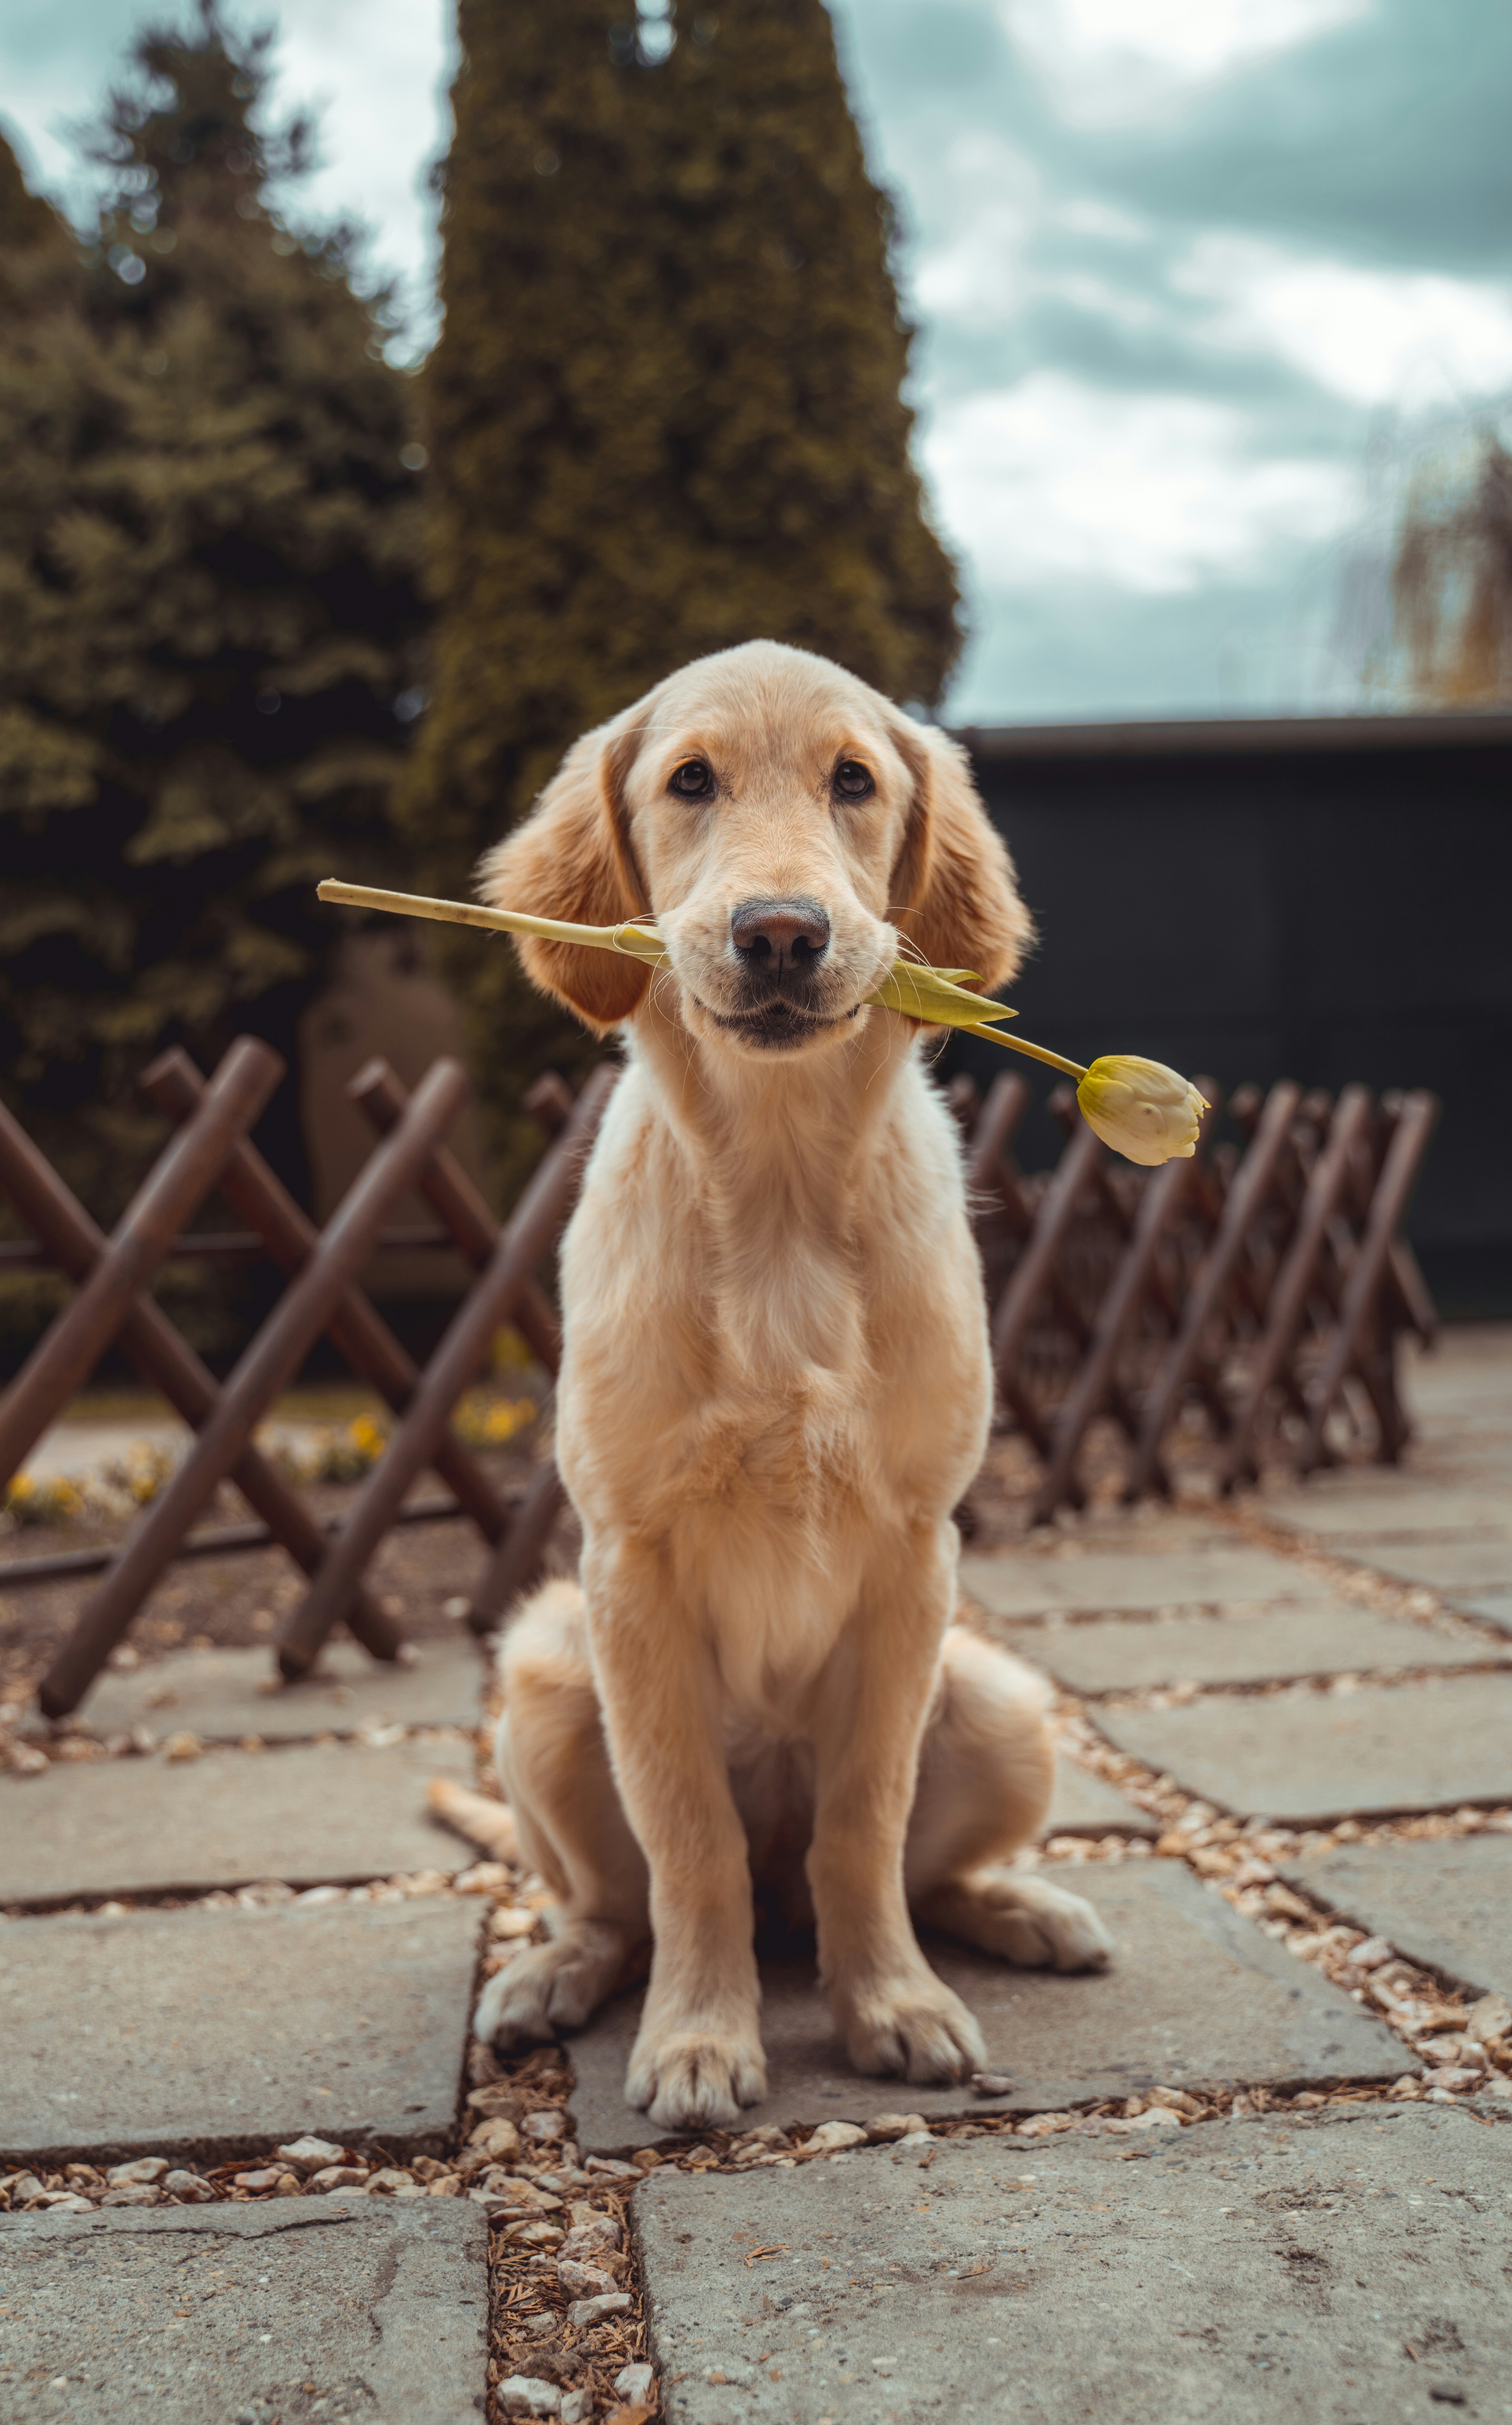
[
  {"x1": 838, "y1": 1973, "x2": 987, "y2": 2084},
  {"x1": 625, "y1": 2024, "x2": 767, "y2": 2130},
  {"x1": 473, "y1": 1923, "x2": 626, "y2": 2049}
]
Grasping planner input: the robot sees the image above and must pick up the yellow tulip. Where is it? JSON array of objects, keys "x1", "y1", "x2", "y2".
[
  {"x1": 315, "y1": 881, "x2": 1209, "y2": 1166},
  {"x1": 1075, "y1": 1056, "x2": 1209, "y2": 1166}
]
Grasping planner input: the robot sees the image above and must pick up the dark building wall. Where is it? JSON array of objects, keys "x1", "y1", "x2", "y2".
[{"x1": 954, "y1": 712, "x2": 1512, "y2": 1316}]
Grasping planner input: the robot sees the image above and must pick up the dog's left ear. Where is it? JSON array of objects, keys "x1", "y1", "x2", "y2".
[
  {"x1": 886, "y1": 713, "x2": 1034, "y2": 994},
  {"x1": 476, "y1": 709, "x2": 651, "y2": 1031}
]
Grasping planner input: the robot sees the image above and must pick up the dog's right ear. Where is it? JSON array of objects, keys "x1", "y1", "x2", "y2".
[{"x1": 476, "y1": 713, "x2": 651, "y2": 1031}]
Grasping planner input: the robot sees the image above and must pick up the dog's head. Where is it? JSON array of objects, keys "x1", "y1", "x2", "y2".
[{"x1": 479, "y1": 641, "x2": 1032, "y2": 1056}]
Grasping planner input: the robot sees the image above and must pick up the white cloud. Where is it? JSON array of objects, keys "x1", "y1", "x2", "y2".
[
  {"x1": 912, "y1": 132, "x2": 1041, "y2": 325},
  {"x1": 261, "y1": 0, "x2": 453, "y2": 330},
  {"x1": 0, "y1": 0, "x2": 451, "y2": 333},
  {"x1": 1173, "y1": 236, "x2": 1512, "y2": 411},
  {"x1": 923, "y1": 373, "x2": 1354, "y2": 594},
  {"x1": 999, "y1": 0, "x2": 1373, "y2": 122}
]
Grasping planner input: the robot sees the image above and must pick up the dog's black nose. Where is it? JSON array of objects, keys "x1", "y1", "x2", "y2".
[{"x1": 730, "y1": 897, "x2": 831, "y2": 983}]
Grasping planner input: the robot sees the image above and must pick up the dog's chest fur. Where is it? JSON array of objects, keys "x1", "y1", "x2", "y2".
[{"x1": 556, "y1": 1037, "x2": 992, "y2": 1713}]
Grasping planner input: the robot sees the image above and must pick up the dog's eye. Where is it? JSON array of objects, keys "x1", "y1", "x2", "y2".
[
  {"x1": 669, "y1": 759, "x2": 714, "y2": 799},
  {"x1": 833, "y1": 759, "x2": 874, "y2": 800}
]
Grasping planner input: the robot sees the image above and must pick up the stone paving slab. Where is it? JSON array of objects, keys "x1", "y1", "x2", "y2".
[
  {"x1": 1264, "y1": 1485, "x2": 1512, "y2": 1539},
  {"x1": 75, "y1": 1638, "x2": 486, "y2": 1743},
  {"x1": 960, "y1": 1542, "x2": 1317, "y2": 1619},
  {"x1": 1453, "y1": 1586, "x2": 1512, "y2": 1636},
  {"x1": 1282, "y1": 1835, "x2": 1512, "y2": 2004},
  {"x1": 634, "y1": 2103, "x2": 1512, "y2": 2424},
  {"x1": 1341, "y1": 1535, "x2": 1512, "y2": 1590},
  {"x1": 0, "y1": 1737, "x2": 476, "y2": 1906},
  {"x1": 1043, "y1": 1758, "x2": 1156, "y2": 1837},
  {"x1": 566, "y1": 1860, "x2": 1405, "y2": 2152},
  {"x1": 1098, "y1": 1674, "x2": 1512, "y2": 1825},
  {"x1": 0, "y1": 2195, "x2": 487, "y2": 2423},
  {"x1": 1000, "y1": 1603, "x2": 1507, "y2": 1693},
  {"x1": 0, "y1": 1896, "x2": 481, "y2": 2164}
]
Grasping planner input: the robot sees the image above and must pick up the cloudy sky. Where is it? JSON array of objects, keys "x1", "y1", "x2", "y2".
[{"x1": 4, "y1": 0, "x2": 1510, "y2": 721}]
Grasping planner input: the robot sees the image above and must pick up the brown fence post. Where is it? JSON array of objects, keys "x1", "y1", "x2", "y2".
[
  {"x1": 0, "y1": 1037, "x2": 282, "y2": 1491},
  {"x1": 347, "y1": 1060, "x2": 562, "y2": 1374},
  {"x1": 1219, "y1": 1084, "x2": 1375, "y2": 1491},
  {"x1": 465, "y1": 1457, "x2": 571, "y2": 1634},
  {"x1": 1030, "y1": 1092, "x2": 1221, "y2": 1524},
  {"x1": 1125, "y1": 1080, "x2": 1302, "y2": 1499},
  {"x1": 38, "y1": 1058, "x2": 471, "y2": 1717},
  {"x1": 1298, "y1": 1089, "x2": 1440, "y2": 1472},
  {"x1": 142, "y1": 1049, "x2": 509, "y2": 1548},
  {"x1": 0, "y1": 1094, "x2": 393, "y2": 1670},
  {"x1": 276, "y1": 1067, "x2": 616, "y2": 1679}
]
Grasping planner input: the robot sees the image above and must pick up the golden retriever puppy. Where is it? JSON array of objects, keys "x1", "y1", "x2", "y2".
[{"x1": 471, "y1": 640, "x2": 1113, "y2": 2129}]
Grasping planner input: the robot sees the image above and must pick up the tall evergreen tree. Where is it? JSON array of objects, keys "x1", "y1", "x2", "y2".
[
  {"x1": 0, "y1": 6, "x2": 424, "y2": 1230},
  {"x1": 405, "y1": 0, "x2": 962, "y2": 1188}
]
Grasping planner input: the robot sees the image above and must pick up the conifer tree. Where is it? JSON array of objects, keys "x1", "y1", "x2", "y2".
[
  {"x1": 405, "y1": 0, "x2": 961, "y2": 1187},
  {"x1": 0, "y1": 8, "x2": 424, "y2": 1228}
]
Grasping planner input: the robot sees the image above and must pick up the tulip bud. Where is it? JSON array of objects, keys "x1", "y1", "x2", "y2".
[{"x1": 1076, "y1": 1056, "x2": 1209, "y2": 1167}]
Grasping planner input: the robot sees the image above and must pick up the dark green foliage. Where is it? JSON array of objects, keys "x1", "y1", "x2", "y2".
[
  {"x1": 0, "y1": 7, "x2": 424, "y2": 1231},
  {"x1": 405, "y1": 0, "x2": 961, "y2": 1188}
]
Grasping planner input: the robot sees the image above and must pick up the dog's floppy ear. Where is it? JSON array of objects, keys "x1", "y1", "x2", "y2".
[
  {"x1": 476, "y1": 713, "x2": 650, "y2": 1031},
  {"x1": 886, "y1": 714, "x2": 1034, "y2": 996}
]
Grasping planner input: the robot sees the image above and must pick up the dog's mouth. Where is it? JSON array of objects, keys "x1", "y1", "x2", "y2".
[{"x1": 694, "y1": 997, "x2": 862, "y2": 1052}]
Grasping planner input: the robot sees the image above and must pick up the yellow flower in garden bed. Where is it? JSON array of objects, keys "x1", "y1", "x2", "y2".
[
  {"x1": 316, "y1": 879, "x2": 1210, "y2": 1167},
  {"x1": 454, "y1": 1393, "x2": 537, "y2": 1449}
]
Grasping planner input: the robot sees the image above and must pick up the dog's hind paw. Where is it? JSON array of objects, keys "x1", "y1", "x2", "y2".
[
  {"x1": 838, "y1": 1972, "x2": 987, "y2": 2084},
  {"x1": 473, "y1": 1922, "x2": 628, "y2": 2049},
  {"x1": 918, "y1": 1869, "x2": 1116, "y2": 1972},
  {"x1": 625, "y1": 2027, "x2": 767, "y2": 2130}
]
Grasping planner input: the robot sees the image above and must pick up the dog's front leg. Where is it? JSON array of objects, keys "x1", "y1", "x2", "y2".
[
  {"x1": 585, "y1": 1541, "x2": 766, "y2": 2131},
  {"x1": 808, "y1": 1524, "x2": 988, "y2": 2083}
]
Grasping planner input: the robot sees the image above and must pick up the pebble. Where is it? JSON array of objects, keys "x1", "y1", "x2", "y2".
[
  {"x1": 519, "y1": 2311, "x2": 557, "y2": 2337},
  {"x1": 971, "y1": 2073, "x2": 1017, "y2": 2097},
  {"x1": 568, "y1": 2291, "x2": 631, "y2": 2327},
  {"x1": 584, "y1": 2155, "x2": 639, "y2": 2178},
  {"x1": 560, "y1": 2216, "x2": 622, "y2": 2259},
  {"x1": 309, "y1": 2166, "x2": 369, "y2": 2192},
  {"x1": 498, "y1": 2378, "x2": 560, "y2": 2418},
  {"x1": 107, "y1": 2157, "x2": 169, "y2": 2187},
  {"x1": 521, "y1": 2110, "x2": 569, "y2": 2144},
  {"x1": 505, "y1": 2221, "x2": 564, "y2": 2249},
  {"x1": 233, "y1": 2168, "x2": 292, "y2": 2193},
  {"x1": 1469, "y1": 1991, "x2": 1511, "y2": 2041},
  {"x1": 6, "y1": 2174, "x2": 46, "y2": 2204},
  {"x1": 888, "y1": 2130, "x2": 936, "y2": 2158},
  {"x1": 491, "y1": 1907, "x2": 539, "y2": 1938},
  {"x1": 101, "y1": 2184, "x2": 160, "y2": 2206},
  {"x1": 362, "y1": 2167, "x2": 418, "y2": 2195},
  {"x1": 274, "y1": 2137, "x2": 345, "y2": 2173},
  {"x1": 33, "y1": 2191, "x2": 93, "y2": 2212},
  {"x1": 461, "y1": 2117, "x2": 522, "y2": 2170},
  {"x1": 560, "y1": 2393, "x2": 594, "y2": 2425},
  {"x1": 557, "y1": 2256, "x2": 616, "y2": 2300},
  {"x1": 162, "y1": 2170, "x2": 217, "y2": 2201},
  {"x1": 162, "y1": 1731, "x2": 202, "y2": 1762},
  {"x1": 466, "y1": 2083, "x2": 520, "y2": 2120},
  {"x1": 615, "y1": 2363, "x2": 655, "y2": 2403},
  {"x1": 1351, "y1": 1936, "x2": 1394, "y2": 1969},
  {"x1": 1017, "y1": 2112, "x2": 1076, "y2": 2138},
  {"x1": 798, "y1": 2121, "x2": 866, "y2": 2155},
  {"x1": 7, "y1": 1743, "x2": 48, "y2": 1777}
]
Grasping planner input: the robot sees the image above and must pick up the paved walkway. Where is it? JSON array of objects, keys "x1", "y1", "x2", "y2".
[{"x1": 2, "y1": 1327, "x2": 1510, "y2": 2422}]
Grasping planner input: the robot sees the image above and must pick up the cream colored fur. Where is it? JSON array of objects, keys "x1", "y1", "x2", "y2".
[{"x1": 466, "y1": 641, "x2": 1113, "y2": 2129}]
